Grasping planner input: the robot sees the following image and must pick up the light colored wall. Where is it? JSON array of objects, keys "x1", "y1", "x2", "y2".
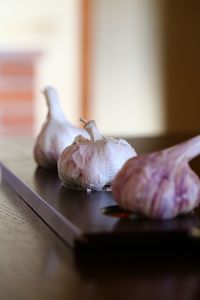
[
  {"x1": 0, "y1": 0, "x2": 81, "y2": 135},
  {"x1": 1, "y1": 0, "x2": 199, "y2": 138},
  {"x1": 90, "y1": 0, "x2": 164, "y2": 136},
  {"x1": 0, "y1": 0, "x2": 165, "y2": 138}
]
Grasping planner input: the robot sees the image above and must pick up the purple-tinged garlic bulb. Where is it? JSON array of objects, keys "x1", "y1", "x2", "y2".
[
  {"x1": 34, "y1": 86, "x2": 89, "y2": 168},
  {"x1": 58, "y1": 120, "x2": 137, "y2": 191},
  {"x1": 112, "y1": 135, "x2": 200, "y2": 219}
]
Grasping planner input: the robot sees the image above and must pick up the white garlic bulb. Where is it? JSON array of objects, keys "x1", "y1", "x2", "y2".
[
  {"x1": 58, "y1": 120, "x2": 137, "y2": 191},
  {"x1": 34, "y1": 86, "x2": 89, "y2": 168},
  {"x1": 112, "y1": 135, "x2": 200, "y2": 219}
]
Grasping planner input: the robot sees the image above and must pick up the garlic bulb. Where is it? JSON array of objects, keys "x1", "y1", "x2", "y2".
[
  {"x1": 112, "y1": 135, "x2": 200, "y2": 219},
  {"x1": 34, "y1": 86, "x2": 89, "y2": 168},
  {"x1": 58, "y1": 120, "x2": 137, "y2": 191}
]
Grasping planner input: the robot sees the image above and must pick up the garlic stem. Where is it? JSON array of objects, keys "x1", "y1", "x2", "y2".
[
  {"x1": 169, "y1": 135, "x2": 200, "y2": 162},
  {"x1": 85, "y1": 120, "x2": 105, "y2": 142},
  {"x1": 80, "y1": 118, "x2": 88, "y2": 125},
  {"x1": 43, "y1": 86, "x2": 66, "y2": 122},
  {"x1": 80, "y1": 118, "x2": 104, "y2": 142}
]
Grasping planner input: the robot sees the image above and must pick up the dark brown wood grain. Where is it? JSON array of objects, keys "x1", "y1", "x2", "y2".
[
  {"x1": 1, "y1": 135, "x2": 200, "y2": 300},
  {"x1": 2, "y1": 134, "x2": 200, "y2": 254}
]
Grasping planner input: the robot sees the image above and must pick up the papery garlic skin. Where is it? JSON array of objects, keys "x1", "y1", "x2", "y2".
[
  {"x1": 58, "y1": 120, "x2": 137, "y2": 191},
  {"x1": 112, "y1": 136, "x2": 200, "y2": 219},
  {"x1": 34, "y1": 86, "x2": 89, "y2": 168}
]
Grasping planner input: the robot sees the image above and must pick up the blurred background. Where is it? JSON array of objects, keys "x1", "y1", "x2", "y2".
[{"x1": 0, "y1": 0, "x2": 199, "y2": 137}]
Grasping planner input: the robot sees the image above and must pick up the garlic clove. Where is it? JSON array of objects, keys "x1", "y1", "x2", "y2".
[
  {"x1": 58, "y1": 120, "x2": 137, "y2": 191},
  {"x1": 112, "y1": 135, "x2": 200, "y2": 219},
  {"x1": 34, "y1": 86, "x2": 89, "y2": 168}
]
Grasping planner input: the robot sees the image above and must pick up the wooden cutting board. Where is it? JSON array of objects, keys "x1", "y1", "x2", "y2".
[{"x1": 1, "y1": 136, "x2": 200, "y2": 256}]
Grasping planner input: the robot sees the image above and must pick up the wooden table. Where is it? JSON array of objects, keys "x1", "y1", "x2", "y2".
[{"x1": 1, "y1": 135, "x2": 200, "y2": 300}]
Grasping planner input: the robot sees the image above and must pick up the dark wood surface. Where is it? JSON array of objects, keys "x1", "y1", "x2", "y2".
[{"x1": 1, "y1": 135, "x2": 200, "y2": 300}]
